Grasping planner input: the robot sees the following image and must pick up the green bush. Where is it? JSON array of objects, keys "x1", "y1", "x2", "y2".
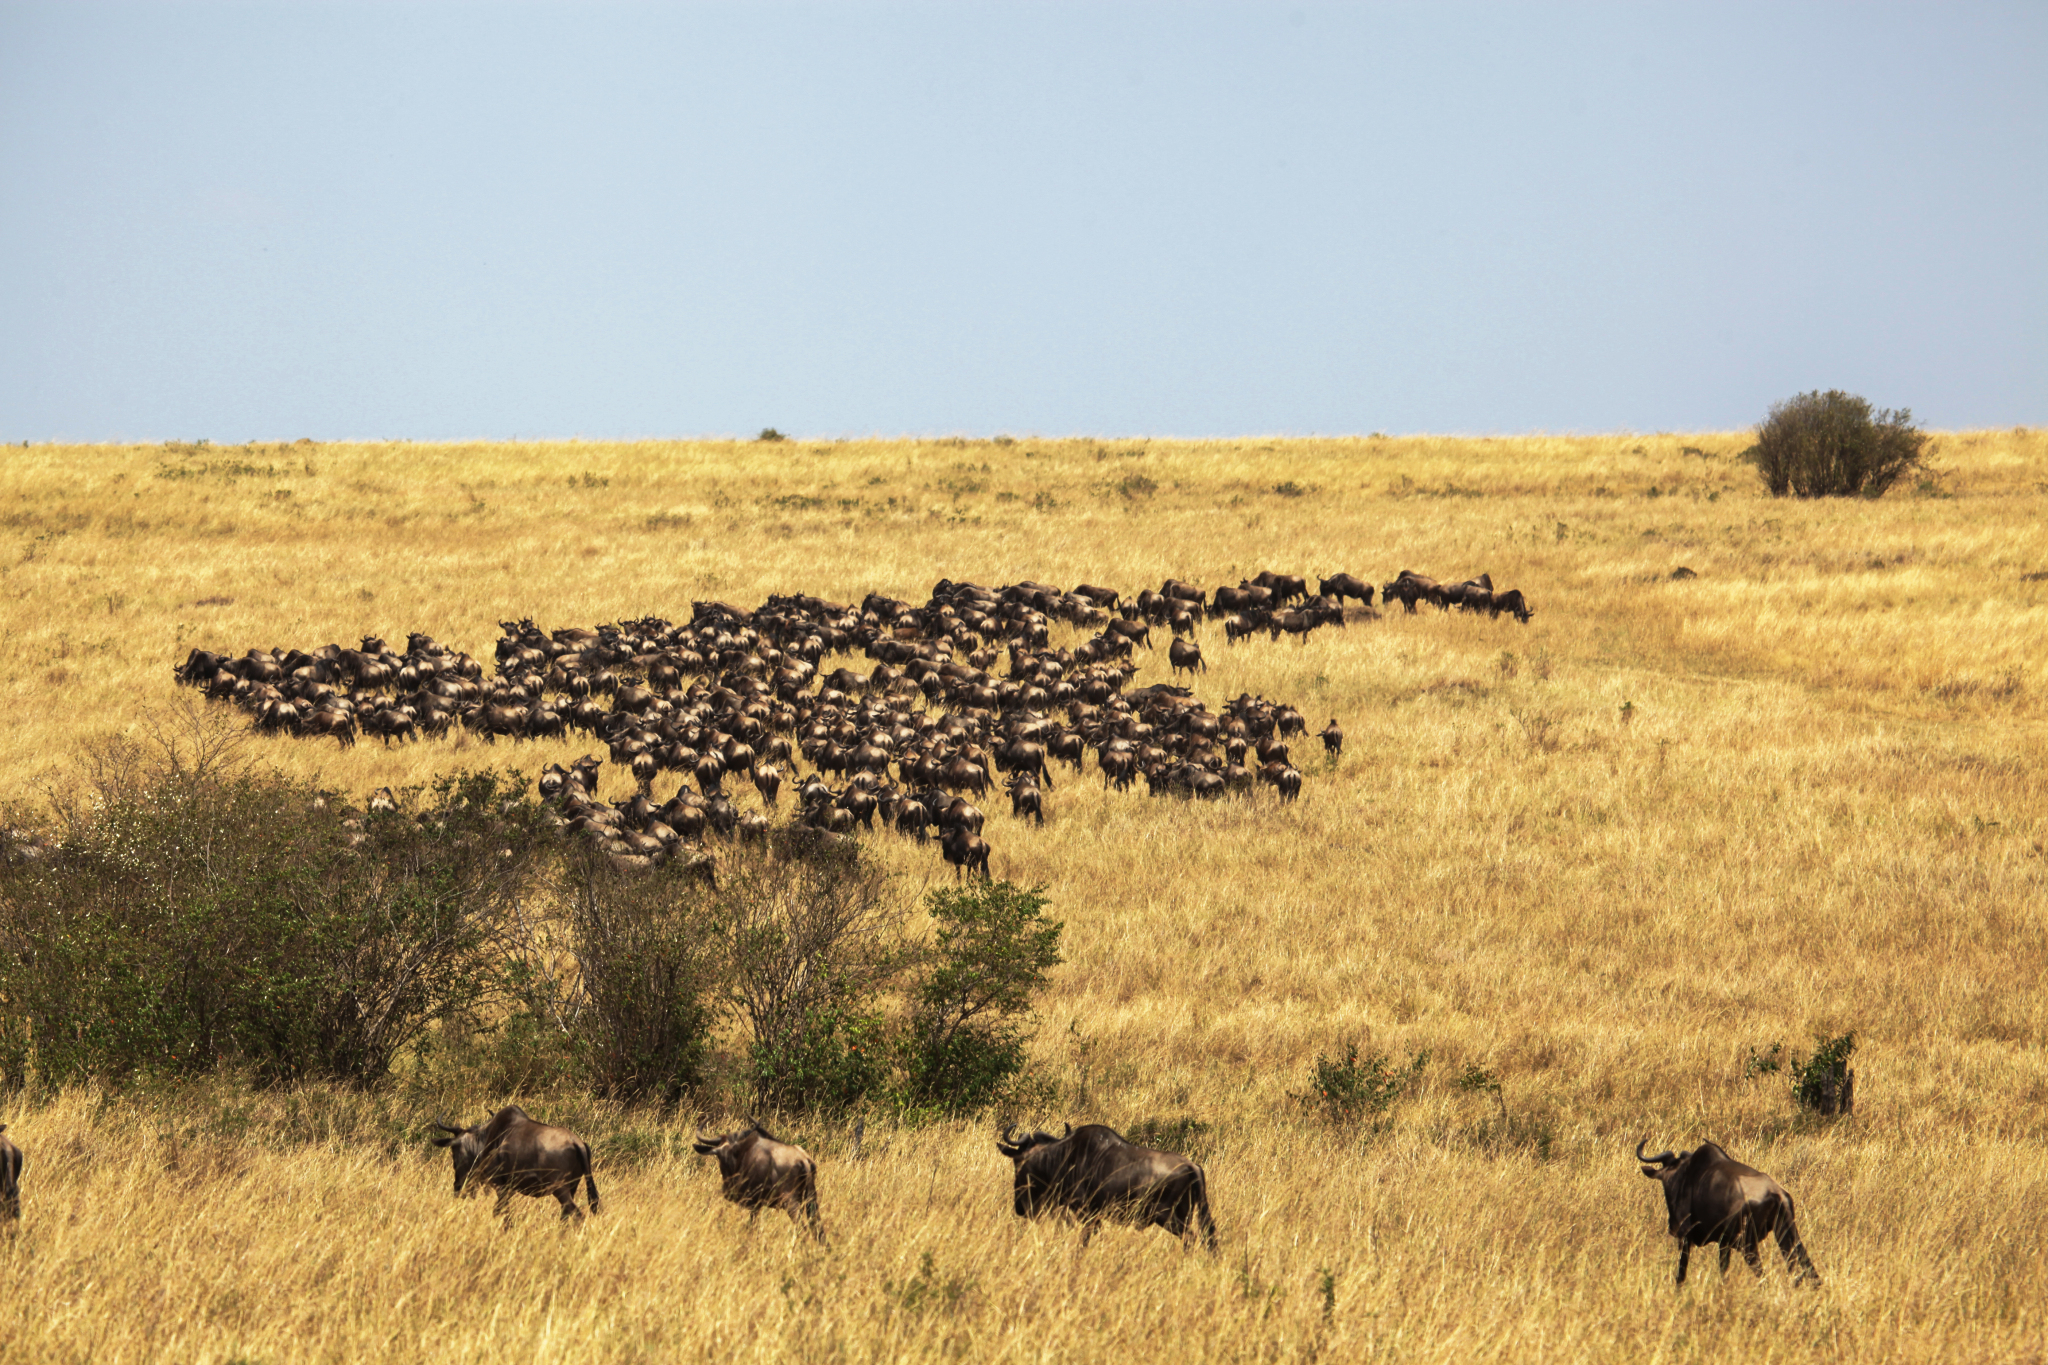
[
  {"x1": 0, "y1": 764, "x2": 543, "y2": 1089},
  {"x1": 561, "y1": 849, "x2": 720, "y2": 1106},
  {"x1": 898, "y1": 881, "x2": 1063, "y2": 1115},
  {"x1": 748, "y1": 1006, "x2": 889, "y2": 1112},
  {"x1": 711, "y1": 844, "x2": 906, "y2": 1110},
  {"x1": 1744, "y1": 390, "x2": 1928, "y2": 498},
  {"x1": 1791, "y1": 1030, "x2": 1856, "y2": 1116},
  {"x1": 1296, "y1": 1043, "x2": 1428, "y2": 1125}
]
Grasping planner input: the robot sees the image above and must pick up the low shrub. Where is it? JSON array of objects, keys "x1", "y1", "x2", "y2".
[
  {"x1": 1744, "y1": 390, "x2": 1928, "y2": 498},
  {"x1": 1295, "y1": 1043, "x2": 1428, "y2": 1125}
]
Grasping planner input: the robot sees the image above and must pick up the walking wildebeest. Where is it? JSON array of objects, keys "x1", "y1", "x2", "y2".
[
  {"x1": 0, "y1": 1125, "x2": 21, "y2": 1221},
  {"x1": 429, "y1": 1105, "x2": 601, "y2": 1224},
  {"x1": 942, "y1": 824, "x2": 992, "y2": 878},
  {"x1": 996, "y1": 1123, "x2": 1216, "y2": 1250},
  {"x1": 1636, "y1": 1138, "x2": 1819, "y2": 1286},
  {"x1": 693, "y1": 1122, "x2": 825, "y2": 1241}
]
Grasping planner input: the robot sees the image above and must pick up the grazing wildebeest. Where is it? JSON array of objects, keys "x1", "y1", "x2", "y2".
[
  {"x1": 995, "y1": 1123, "x2": 1216, "y2": 1250},
  {"x1": 429, "y1": 1105, "x2": 601, "y2": 1224},
  {"x1": 1491, "y1": 588, "x2": 1534, "y2": 623},
  {"x1": 0, "y1": 1125, "x2": 21, "y2": 1221},
  {"x1": 692, "y1": 1122, "x2": 825, "y2": 1241},
  {"x1": 1636, "y1": 1138, "x2": 1819, "y2": 1286},
  {"x1": 1380, "y1": 571, "x2": 1442, "y2": 613},
  {"x1": 1169, "y1": 638, "x2": 1206, "y2": 676}
]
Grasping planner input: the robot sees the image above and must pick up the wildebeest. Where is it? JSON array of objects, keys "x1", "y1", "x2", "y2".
[
  {"x1": 1006, "y1": 772, "x2": 1045, "y2": 825},
  {"x1": 1491, "y1": 588, "x2": 1534, "y2": 623},
  {"x1": 692, "y1": 1122, "x2": 825, "y2": 1241},
  {"x1": 941, "y1": 825, "x2": 991, "y2": 878},
  {"x1": 1169, "y1": 638, "x2": 1205, "y2": 676},
  {"x1": 1380, "y1": 571, "x2": 1442, "y2": 613},
  {"x1": 0, "y1": 1125, "x2": 21, "y2": 1221},
  {"x1": 1636, "y1": 1138, "x2": 1819, "y2": 1286},
  {"x1": 995, "y1": 1123, "x2": 1216, "y2": 1250},
  {"x1": 1317, "y1": 718, "x2": 1343, "y2": 757},
  {"x1": 429, "y1": 1105, "x2": 601, "y2": 1224},
  {"x1": 1317, "y1": 572, "x2": 1374, "y2": 607}
]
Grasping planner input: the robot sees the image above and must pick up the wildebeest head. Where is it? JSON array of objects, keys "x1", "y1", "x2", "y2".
[
  {"x1": 1636, "y1": 1139, "x2": 1691, "y2": 1235},
  {"x1": 995, "y1": 1124, "x2": 1072, "y2": 1217},
  {"x1": 430, "y1": 1118, "x2": 486, "y2": 1195}
]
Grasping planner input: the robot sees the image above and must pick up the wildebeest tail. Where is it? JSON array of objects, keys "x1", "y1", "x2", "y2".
[
  {"x1": 1193, "y1": 1169, "x2": 1218, "y2": 1251},
  {"x1": 581, "y1": 1145, "x2": 602, "y2": 1215}
]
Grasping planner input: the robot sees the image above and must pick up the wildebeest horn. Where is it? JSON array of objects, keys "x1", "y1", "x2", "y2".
[
  {"x1": 1001, "y1": 1124, "x2": 1017, "y2": 1143},
  {"x1": 1635, "y1": 1137, "x2": 1677, "y2": 1166},
  {"x1": 1060, "y1": 1122, "x2": 1071, "y2": 1138}
]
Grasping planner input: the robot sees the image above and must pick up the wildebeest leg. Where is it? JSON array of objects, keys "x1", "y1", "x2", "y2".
[
  {"x1": 495, "y1": 1188, "x2": 515, "y2": 1228},
  {"x1": 557, "y1": 1188, "x2": 585, "y2": 1223},
  {"x1": 1674, "y1": 1242, "x2": 1691, "y2": 1286},
  {"x1": 1717, "y1": 1242, "x2": 1732, "y2": 1275},
  {"x1": 1079, "y1": 1218, "x2": 1098, "y2": 1249},
  {"x1": 1776, "y1": 1220, "x2": 1819, "y2": 1284},
  {"x1": 1740, "y1": 1228, "x2": 1764, "y2": 1276}
]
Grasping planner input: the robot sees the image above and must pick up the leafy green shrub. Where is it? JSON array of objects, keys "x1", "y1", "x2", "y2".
[
  {"x1": 711, "y1": 844, "x2": 905, "y2": 1111},
  {"x1": 749, "y1": 1006, "x2": 889, "y2": 1112},
  {"x1": 1295, "y1": 1044, "x2": 1428, "y2": 1125},
  {"x1": 897, "y1": 881, "x2": 1063, "y2": 1116},
  {"x1": 1744, "y1": 390, "x2": 1928, "y2": 498},
  {"x1": 1791, "y1": 1031, "x2": 1856, "y2": 1116},
  {"x1": 561, "y1": 849, "x2": 721, "y2": 1106},
  {"x1": 0, "y1": 763, "x2": 543, "y2": 1089}
]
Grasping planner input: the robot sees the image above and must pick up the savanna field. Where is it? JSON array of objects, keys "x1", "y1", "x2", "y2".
[{"x1": 0, "y1": 431, "x2": 2045, "y2": 1363}]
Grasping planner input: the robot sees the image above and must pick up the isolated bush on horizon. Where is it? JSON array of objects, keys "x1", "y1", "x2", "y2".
[{"x1": 1744, "y1": 389, "x2": 1929, "y2": 498}]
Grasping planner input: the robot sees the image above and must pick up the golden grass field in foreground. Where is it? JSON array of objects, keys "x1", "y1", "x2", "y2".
[{"x1": 0, "y1": 431, "x2": 2045, "y2": 1363}]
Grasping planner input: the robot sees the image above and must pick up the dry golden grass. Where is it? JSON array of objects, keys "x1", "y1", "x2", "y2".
[{"x1": 1, "y1": 430, "x2": 2045, "y2": 1362}]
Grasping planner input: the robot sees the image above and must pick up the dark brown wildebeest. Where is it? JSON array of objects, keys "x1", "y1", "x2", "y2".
[
  {"x1": 1491, "y1": 588, "x2": 1534, "y2": 623},
  {"x1": 1073, "y1": 583, "x2": 1121, "y2": 609},
  {"x1": 0, "y1": 1124, "x2": 22, "y2": 1221},
  {"x1": 1318, "y1": 718, "x2": 1343, "y2": 757},
  {"x1": 942, "y1": 825, "x2": 992, "y2": 879},
  {"x1": 1636, "y1": 1138, "x2": 1819, "y2": 1287},
  {"x1": 753, "y1": 762, "x2": 782, "y2": 805},
  {"x1": 995, "y1": 1123, "x2": 1216, "y2": 1251},
  {"x1": 693, "y1": 1122, "x2": 825, "y2": 1241},
  {"x1": 1006, "y1": 772, "x2": 1045, "y2": 825},
  {"x1": 1169, "y1": 638, "x2": 1206, "y2": 676},
  {"x1": 1380, "y1": 571, "x2": 1443, "y2": 613},
  {"x1": 1250, "y1": 570, "x2": 1307, "y2": 606},
  {"x1": 429, "y1": 1105, "x2": 601, "y2": 1224},
  {"x1": 1317, "y1": 572, "x2": 1374, "y2": 606},
  {"x1": 1161, "y1": 578, "x2": 1206, "y2": 610}
]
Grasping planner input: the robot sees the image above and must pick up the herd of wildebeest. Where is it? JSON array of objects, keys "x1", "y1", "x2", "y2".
[
  {"x1": 169, "y1": 568, "x2": 1527, "y2": 881},
  {"x1": 60, "y1": 560, "x2": 1819, "y2": 1284}
]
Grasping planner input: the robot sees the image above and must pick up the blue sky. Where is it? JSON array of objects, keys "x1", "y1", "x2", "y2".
[{"x1": 2, "y1": 2, "x2": 2042, "y2": 441}]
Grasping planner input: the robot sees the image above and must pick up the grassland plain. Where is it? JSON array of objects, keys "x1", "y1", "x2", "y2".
[{"x1": 0, "y1": 430, "x2": 2044, "y2": 1364}]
